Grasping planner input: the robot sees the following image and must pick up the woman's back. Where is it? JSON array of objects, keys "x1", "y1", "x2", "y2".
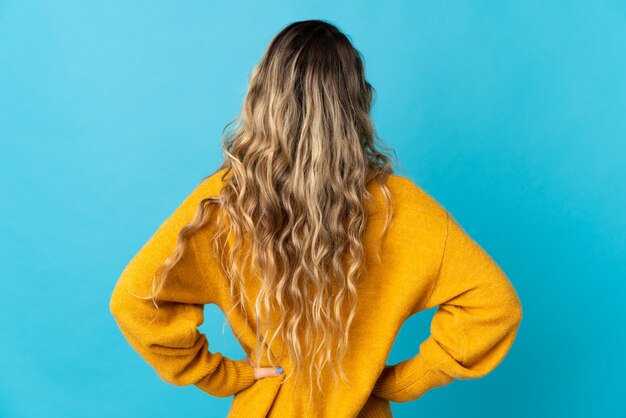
[{"x1": 109, "y1": 168, "x2": 523, "y2": 417}]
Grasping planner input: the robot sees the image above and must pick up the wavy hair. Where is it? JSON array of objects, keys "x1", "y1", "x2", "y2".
[{"x1": 146, "y1": 19, "x2": 399, "y2": 405}]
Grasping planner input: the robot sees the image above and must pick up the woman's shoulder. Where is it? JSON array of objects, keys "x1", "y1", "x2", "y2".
[
  {"x1": 387, "y1": 173, "x2": 448, "y2": 216},
  {"x1": 374, "y1": 174, "x2": 448, "y2": 242},
  {"x1": 199, "y1": 167, "x2": 229, "y2": 190}
]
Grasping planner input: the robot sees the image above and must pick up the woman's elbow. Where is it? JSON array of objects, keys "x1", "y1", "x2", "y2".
[
  {"x1": 109, "y1": 279, "x2": 135, "y2": 322},
  {"x1": 509, "y1": 292, "x2": 523, "y2": 329}
]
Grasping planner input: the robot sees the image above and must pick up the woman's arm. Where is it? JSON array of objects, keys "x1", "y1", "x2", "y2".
[
  {"x1": 372, "y1": 210, "x2": 523, "y2": 403},
  {"x1": 109, "y1": 177, "x2": 256, "y2": 398}
]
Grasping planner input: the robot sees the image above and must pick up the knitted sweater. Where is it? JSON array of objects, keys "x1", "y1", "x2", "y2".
[{"x1": 109, "y1": 168, "x2": 523, "y2": 417}]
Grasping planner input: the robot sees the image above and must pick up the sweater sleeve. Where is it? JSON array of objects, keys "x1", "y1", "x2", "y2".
[
  {"x1": 372, "y1": 210, "x2": 523, "y2": 403},
  {"x1": 109, "y1": 177, "x2": 256, "y2": 398}
]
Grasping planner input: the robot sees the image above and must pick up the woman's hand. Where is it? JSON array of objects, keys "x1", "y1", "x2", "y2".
[{"x1": 241, "y1": 355, "x2": 284, "y2": 380}]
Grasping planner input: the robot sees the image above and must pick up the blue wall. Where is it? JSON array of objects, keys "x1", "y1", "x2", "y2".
[{"x1": 1, "y1": 1, "x2": 624, "y2": 417}]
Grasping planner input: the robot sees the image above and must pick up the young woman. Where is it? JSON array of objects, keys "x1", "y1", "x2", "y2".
[{"x1": 109, "y1": 19, "x2": 523, "y2": 417}]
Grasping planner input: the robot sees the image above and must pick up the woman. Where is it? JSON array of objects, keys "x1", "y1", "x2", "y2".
[{"x1": 109, "y1": 19, "x2": 523, "y2": 417}]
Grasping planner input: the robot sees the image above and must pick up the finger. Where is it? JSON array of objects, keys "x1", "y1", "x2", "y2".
[{"x1": 254, "y1": 366, "x2": 283, "y2": 380}]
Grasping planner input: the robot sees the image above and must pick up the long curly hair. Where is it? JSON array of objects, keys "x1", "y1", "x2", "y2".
[{"x1": 149, "y1": 19, "x2": 399, "y2": 404}]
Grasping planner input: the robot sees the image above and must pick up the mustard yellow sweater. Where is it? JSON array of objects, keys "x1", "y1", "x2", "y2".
[{"x1": 109, "y1": 168, "x2": 523, "y2": 417}]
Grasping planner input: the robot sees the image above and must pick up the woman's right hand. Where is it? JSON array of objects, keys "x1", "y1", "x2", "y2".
[{"x1": 242, "y1": 355, "x2": 284, "y2": 380}]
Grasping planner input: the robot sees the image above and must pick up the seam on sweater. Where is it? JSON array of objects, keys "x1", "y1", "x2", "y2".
[
  {"x1": 455, "y1": 304, "x2": 467, "y2": 366},
  {"x1": 190, "y1": 235, "x2": 210, "y2": 296},
  {"x1": 185, "y1": 237, "x2": 204, "y2": 347},
  {"x1": 182, "y1": 304, "x2": 195, "y2": 347},
  {"x1": 420, "y1": 210, "x2": 450, "y2": 312},
  {"x1": 190, "y1": 229, "x2": 220, "y2": 305}
]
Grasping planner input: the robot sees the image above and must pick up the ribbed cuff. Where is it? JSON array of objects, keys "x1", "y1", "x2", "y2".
[
  {"x1": 372, "y1": 363, "x2": 407, "y2": 399},
  {"x1": 359, "y1": 395, "x2": 393, "y2": 417},
  {"x1": 194, "y1": 357, "x2": 256, "y2": 398},
  {"x1": 371, "y1": 338, "x2": 454, "y2": 403},
  {"x1": 230, "y1": 359, "x2": 257, "y2": 390}
]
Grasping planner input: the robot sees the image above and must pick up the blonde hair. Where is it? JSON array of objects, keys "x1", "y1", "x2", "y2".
[{"x1": 148, "y1": 19, "x2": 399, "y2": 405}]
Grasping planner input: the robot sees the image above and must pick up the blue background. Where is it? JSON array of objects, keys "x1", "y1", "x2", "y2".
[{"x1": 1, "y1": 1, "x2": 624, "y2": 417}]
